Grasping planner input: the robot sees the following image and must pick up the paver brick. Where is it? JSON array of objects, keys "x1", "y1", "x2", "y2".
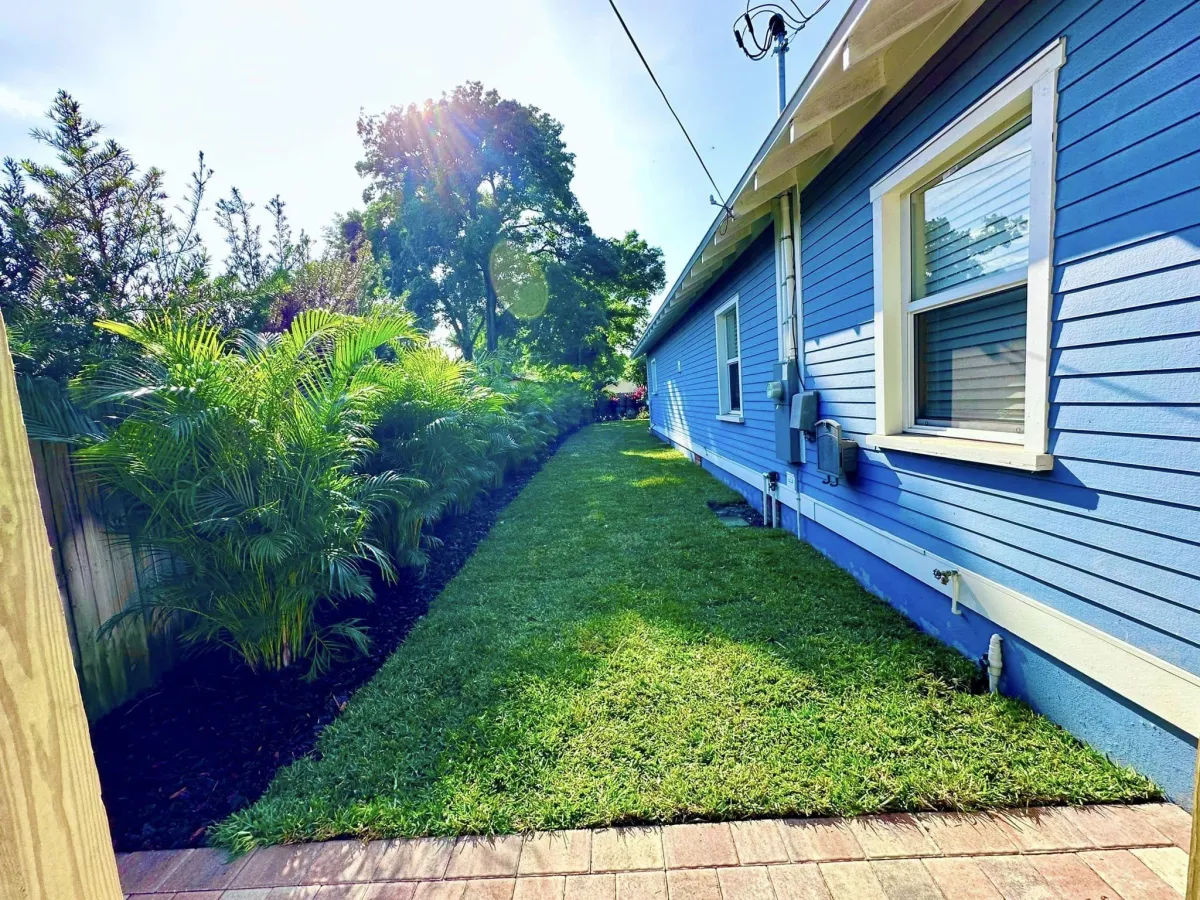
[
  {"x1": 845, "y1": 814, "x2": 940, "y2": 859},
  {"x1": 1064, "y1": 805, "x2": 1173, "y2": 849},
  {"x1": 766, "y1": 863, "x2": 831, "y2": 900},
  {"x1": 974, "y1": 856, "x2": 1055, "y2": 900},
  {"x1": 871, "y1": 858, "x2": 943, "y2": 900},
  {"x1": 302, "y1": 840, "x2": 385, "y2": 884},
  {"x1": 988, "y1": 808, "x2": 1094, "y2": 853},
  {"x1": 117, "y1": 849, "x2": 190, "y2": 893},
  {"x1": 1025, "y1": 853, "x2": 1119, "y2": 900},
  {"x1": 155, "y1": 847, "x2": 248, "y2": 891},
  {"x1": 446, "y1": 836, "x2": 525, "y2": 880},
  {"x1": 818, "y1": 861, "x2": 887, "y2": 899},
  {"x1": 564, "y1": 873, "x2": 615, "y2": 900},
  {"x1": 778, "y1": 818, "x2": 865, "y2": 863},
  {"x1": 461, "y1": 877, "x2": 517, "y2": 900},
  {"x1": 413, "y1": 882, "x2": 468, "y2": 900},
  {"x1": 230, "y1": 844, "x2": 324, "y2": 888},
  {"x1": 171, "y1": 891, "x2": 226, "y2": 900},
  {"x1": 716, "y1": 865, "x2": 774, "y2": 900},
  {"x1": 514, "y1": 875, "x2": 567, "y2": 900},
  {"x1": 615, "y1": 870, "x2": 667, "y2": 900},
  {"x1": 519, "y1": 830, "x2": 592, "y2": 875},
  {"x1": 1131, "y1": 846, "x2": 1189, "y2": 895},
  {"x1": 917, "y1": 812, "x2": 1018, "y2": 857},
  {"x1": 1133, "y1": 804, "x2": 1193, "y2": 851},
  {"x1": 591, "y1": 828, "x2": 664, "y2": 873},
  {"x1": 661, "y1": 823, "x2": 738, "y2": 869},
  {"x1": 223, "y1": 890, "x2": 275, "y2": 900},
  {"x1": 729, "y1": 821, "x2": 788, "y2": 865},
  {"x1": 311, "y1": 885, "x2": 374, "y2": 900},
  {"x1": 1080, "y1": 850, "x2": 1179, "y2": 900},
  {"x1": 663, "y1": 868, "x2": 721, "y2": 900},
  {"x1": 359, "y1": 885, "x2": 420, "y2": 900},
  {"x1": 267, "y1": 887, "x2": 324, "y2": 899},
  {"x1": 923, "y1": 857, "x2": 1003, "y2": 899},
  {"x1": 374, "y1": 838, "x2": 456, "y2": 881}
]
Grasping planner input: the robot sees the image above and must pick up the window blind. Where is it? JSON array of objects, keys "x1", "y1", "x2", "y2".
[
  {"x1": 912, "y1": 117, "x2": 1033, "y2": 300},
  {"x1": 914, "y1": 285, "x2": 1027, "y2": 433}
]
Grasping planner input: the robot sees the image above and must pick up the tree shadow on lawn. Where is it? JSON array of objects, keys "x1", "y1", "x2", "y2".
[{"x1": 211, "y1": 422, "x2": 1158, "y2": 851}]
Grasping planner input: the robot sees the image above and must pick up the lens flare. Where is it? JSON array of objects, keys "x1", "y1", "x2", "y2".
[{"x1": 489, "y1": 240, "x2": 548, "y2": 320}]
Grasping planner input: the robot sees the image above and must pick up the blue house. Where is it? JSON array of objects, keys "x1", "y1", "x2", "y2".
[{"x1": 634, "y1": 0, "x2": 1200, "y2": 805}]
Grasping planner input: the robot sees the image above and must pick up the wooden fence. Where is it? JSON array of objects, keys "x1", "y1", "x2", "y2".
[{"x1": 28, "y1": 440, "x2": 178, "y2": 720}]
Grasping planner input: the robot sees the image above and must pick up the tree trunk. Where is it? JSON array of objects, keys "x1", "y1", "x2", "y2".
[{"x1": 485, "y1": 277, "x2": 498, "y2": 354}]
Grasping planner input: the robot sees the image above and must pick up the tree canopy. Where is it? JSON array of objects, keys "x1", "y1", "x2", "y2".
[
  {"x1": 356, "y1": 82, "x2": 663, "y2": 380},
  {"x1": 3, "y1": 86, "x2": 661, "y2": 388}
]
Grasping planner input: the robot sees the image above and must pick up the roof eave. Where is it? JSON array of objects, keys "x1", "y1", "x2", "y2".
[{"x1": 633, "y1": 0, "x2": 985, "y2": 358}]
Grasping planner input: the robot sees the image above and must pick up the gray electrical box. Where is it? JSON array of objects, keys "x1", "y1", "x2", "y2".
[
  {"x1": 790, "y1": 390, "x2": 820, "y2": 436},
  {"x1": 774, "y1": 359, "x2": 803, "y2": 464},
  {"x1": 815, "y1": 419, "x2": 857, "y2": 484}
]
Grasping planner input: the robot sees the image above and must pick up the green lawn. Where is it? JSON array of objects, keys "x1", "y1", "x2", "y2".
[{"x1": 212, "y1": 421, "x2": 1157, "y2": 851}]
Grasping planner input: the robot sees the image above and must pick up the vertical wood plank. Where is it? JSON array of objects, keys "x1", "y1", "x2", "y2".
[
  {"x1": 0, "y1": 312, "x2": 123, "y2": 900},
  {"x1": 1187, "y1": 750, "x2": 1198, "y2": 900}
]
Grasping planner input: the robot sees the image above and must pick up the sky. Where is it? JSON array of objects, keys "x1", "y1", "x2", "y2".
[{"x1": 0, "y1": 0, "x2": 851, "y2": 316}]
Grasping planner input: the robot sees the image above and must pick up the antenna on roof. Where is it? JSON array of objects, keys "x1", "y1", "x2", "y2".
[{"x1": 733, "y1": 2, "x2": 831, "y2": 114}]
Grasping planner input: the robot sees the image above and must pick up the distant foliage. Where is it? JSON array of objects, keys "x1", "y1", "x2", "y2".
[{"x1": 1, "y1": 93, "x2": 382, "y2": 383}]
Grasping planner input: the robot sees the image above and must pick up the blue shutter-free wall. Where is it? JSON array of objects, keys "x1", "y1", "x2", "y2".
[{"x1": 646, "y1": 0, "x2": 1199, "y2": 802}]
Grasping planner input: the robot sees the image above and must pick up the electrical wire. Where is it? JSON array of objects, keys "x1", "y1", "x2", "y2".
[
  {"x1": 733, "y1": 0, "x2": 830, "y2": 60},
  {"x1": 605, "y1": 0, "x2": 732, "y2": 222}
]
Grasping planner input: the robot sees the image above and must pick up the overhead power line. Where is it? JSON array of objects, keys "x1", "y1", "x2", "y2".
[
  {"x1": 605, "y1": 0, "x2": 732, "y2": 217},
  {"x1": 733, "y1": 1, "x2": 830, "y2": 61}
]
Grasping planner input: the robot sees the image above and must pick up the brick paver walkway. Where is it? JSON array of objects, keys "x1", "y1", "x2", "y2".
[{"x1": 118, "y1": 803, "x2": 1192, "y2": 899}]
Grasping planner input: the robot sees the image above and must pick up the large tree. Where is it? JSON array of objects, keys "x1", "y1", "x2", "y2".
[
  {"x1": 356, "y1": 82, "x2": 661, "y2": 368},
  {"x1": 515, "y1": 230, "x2": 663, "y2": 384}
]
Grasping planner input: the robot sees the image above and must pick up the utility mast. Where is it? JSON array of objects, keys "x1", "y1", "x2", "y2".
[{"x1": 733, "y1": 2, "x2": 829, "y2": 114}]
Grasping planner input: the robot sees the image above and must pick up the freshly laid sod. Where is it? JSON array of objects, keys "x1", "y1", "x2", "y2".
[{"x1": 213, "y1": 421, "x2": 1156, "y2": 850}]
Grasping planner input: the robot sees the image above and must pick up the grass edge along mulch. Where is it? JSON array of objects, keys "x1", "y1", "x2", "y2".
[{"x1": 211, "y1": 421, "x2": 1158, "y2": 851}]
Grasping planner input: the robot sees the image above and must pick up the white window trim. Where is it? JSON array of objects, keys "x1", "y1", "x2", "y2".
[
  {"x1": 714, "y1": 294, "x2": 745, "y2": 423},
  {"x1": 650, "y1": 357, "x2": 658, "y2": 395},
  {"x1": 867, "y1": 39, "x2": 1064, "y2": 472}
]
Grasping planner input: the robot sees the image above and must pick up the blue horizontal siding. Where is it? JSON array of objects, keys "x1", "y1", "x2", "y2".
[
  {"x1": 643, "y1": 0, "x2": 1199, "y2": 799},
  {"x1": 649, "y1": 231, "x2": 783, "y2": 481},
  {"x1": 796, "y1": 0, "x2": 1200, "y2": 682}
]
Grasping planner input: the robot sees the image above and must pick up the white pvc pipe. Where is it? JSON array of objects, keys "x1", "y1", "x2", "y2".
[
  {"x1": 779, "y1": 192, "x2": 800, "y2": 363},
  {"x1": 988, "y1": 634, "x2": 1004, "y2": 694}
]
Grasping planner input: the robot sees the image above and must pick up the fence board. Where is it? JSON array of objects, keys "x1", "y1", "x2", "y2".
[{"x1": 29, "y1": 439, "x2": 177, "y2": 719}]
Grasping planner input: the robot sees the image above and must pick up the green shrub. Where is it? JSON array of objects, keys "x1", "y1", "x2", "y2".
[
  {"x1": 64, "y1": 311, "x2": 421, "y2": 676},
  {"x1": 34, "y1": 312, "x2": 592, "y2": 675}
]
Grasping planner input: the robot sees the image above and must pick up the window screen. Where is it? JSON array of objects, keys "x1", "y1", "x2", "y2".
[
  {"x1": 911, "y1": 117, "x2": 1032, "y2": 300},
  {"x1": 914, "y1": 285, "x2": 1027, "y2": 433}
]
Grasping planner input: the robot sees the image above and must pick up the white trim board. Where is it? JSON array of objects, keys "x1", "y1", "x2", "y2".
[{"x1": 650, "y1": 422, "x2": 1200, "y2": 738}]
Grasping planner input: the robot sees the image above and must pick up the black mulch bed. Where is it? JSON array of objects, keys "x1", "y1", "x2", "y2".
[{"x1": 91, "y1": 432, "x2": 575, "y2": 853}]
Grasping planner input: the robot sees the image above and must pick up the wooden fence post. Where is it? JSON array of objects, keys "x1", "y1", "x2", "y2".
[
  {"x1": 0, "y1": 312, "x2": 122, "y2": 900},
  {"x1": 1188, "y1": 749, "x2": 1198, "y2": 900}
]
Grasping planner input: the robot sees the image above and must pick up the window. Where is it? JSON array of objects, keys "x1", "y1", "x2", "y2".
[
  {"x1": 650, "y1": 357, "x2": 658, "y2": 394},
  {"x1": 714, "y1": 296, "x2": 743, "y2": 421},
  {"x1": 867, "y1": 41, "x2": 1063, "y2": 471}
]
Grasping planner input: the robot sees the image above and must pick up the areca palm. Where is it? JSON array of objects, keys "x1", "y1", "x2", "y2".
[
  {"x1": 71, "y1": 310, "x2": 422, "y2": 675},
  {"x1": 369, "y1": 347, "x2": 514, "y2": 565}
]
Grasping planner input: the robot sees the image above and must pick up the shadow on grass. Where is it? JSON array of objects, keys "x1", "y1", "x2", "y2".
[{"x1": 211, "y1": 422, "x2": 1158, "y2": 851}]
